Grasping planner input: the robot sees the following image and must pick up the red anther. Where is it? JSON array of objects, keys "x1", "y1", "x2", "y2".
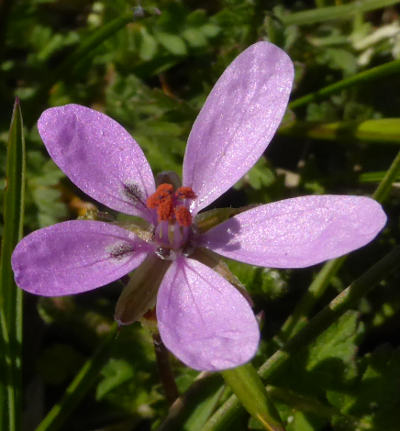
[
  {"x1": 157, "y1": 197, "x2": 174, "y2": 221},
  {"x1": 175, "y1": 205, "x2": 192, "y2": 227},
  {"x1": 157, "y1": 183, "x2": 174, "y2": 195},
  {"x1": 146, "y1": 183, "x2": 174, "y2": 209},
  {"x1": 146, "y1": 194, "x2": 160, "y2": 209},
  {"x1": 175, "y1": 186, "x2": 196, "y2": 200}
]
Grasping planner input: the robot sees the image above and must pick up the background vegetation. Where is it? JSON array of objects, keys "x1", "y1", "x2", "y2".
[{"x1": 1, "y1": 0, "x2": 400, "y2": 430}]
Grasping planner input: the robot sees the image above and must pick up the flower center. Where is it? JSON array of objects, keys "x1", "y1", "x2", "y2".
[{"x1": 146, "y1": 183, "x2": 196, "y2": 257}]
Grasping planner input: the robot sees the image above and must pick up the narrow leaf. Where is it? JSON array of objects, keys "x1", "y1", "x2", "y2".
[
  {"x1": 359, "y1": 171, "x2": 400, "y2": 183},
  {"x1": 0, "y1": 98, "x2": 25, "y2": 431},
  {"x1": 372, "y1": 150, "x2": 400, "y2": 202}
]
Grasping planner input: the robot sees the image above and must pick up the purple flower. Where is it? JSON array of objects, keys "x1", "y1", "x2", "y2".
[{"x1": 12, "y1": 42, "x2": 386, "y2": 371}]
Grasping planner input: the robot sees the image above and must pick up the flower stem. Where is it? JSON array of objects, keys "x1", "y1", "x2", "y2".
[
  {"x1": 203, "y1": 246, "x2": 400, "y2": 431},
  {"x1": 153, "y1": 333, "x2": 179, "y2": 405}
]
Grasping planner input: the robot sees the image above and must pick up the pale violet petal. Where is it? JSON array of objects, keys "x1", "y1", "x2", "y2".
[
  {"x1": 201, "y1": 195, "x2": 386, "y2": 268},
  {"x1": 11, "y1": 220, "x2": 150, "y2": 296},
  {"x1": 183, "y1": 42, "x2": 294, "y2": 214},
  {"x1": 157, "y1": 257, "x2": 259, "y2": 371},
  {"x1": 38, "y1": 104, "x2": 155, "y2": 220}
]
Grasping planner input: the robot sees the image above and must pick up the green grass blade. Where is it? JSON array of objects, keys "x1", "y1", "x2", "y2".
[
  {"x1": 221, "y1": 364, "x2": 285, "y2": 431},
  {"x1": 279, "y1": 119, "x2": 400, "y2": 145},
  {"x1": 372, "y1": 150, "x2": 400, "y2": 202},
  {"x1": 0, "y1": 98, "x2": 25, "y2": 431},
  {"x1": 289, "y1": 58, "x2": 400, "y2": 110},
  {"x1": 280, "y1": 0, "x2": 400, "y2": 26},
  {"x1": 1, "y1": 98, "x2": 25, "y2": 319},
  {"x1": 359, "y1": 171, "x2": 400, "y2": 183}
]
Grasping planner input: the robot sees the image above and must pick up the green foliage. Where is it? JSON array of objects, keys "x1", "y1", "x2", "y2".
[
  {"x1": 274, "y1": 312, "x2": 361, "y2": 397},
  {"x1": 1, "y1": 1, "x2": 400, "y2": 431},
  {"x1": 328, "y1": 345, "x2": 400, "y2": 431}
]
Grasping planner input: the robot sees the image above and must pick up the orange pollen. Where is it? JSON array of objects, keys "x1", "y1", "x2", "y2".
[
  {"x1": 157, "y1": 197, "x2": 174, "y2": 221},
  {"x1": 146, "y1": 194, "x2": 160, "y2": 209},
  {"x1": 157, "y1": 183, "x2": 174, "y2": 194},
  {"x1": 175, "y1": 186, "x2": 196, "y2": 200},
  {"x1": 175, "y1": 205, "x2": 192, "y2": 227},
  {"x1": 146, "y1": 183, "x2": 174, "y2": 209}
]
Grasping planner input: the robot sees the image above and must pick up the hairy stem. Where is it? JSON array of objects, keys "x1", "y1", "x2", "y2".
[{"x1": 153, "y1": 333, "x2": 179, "y2": 405}]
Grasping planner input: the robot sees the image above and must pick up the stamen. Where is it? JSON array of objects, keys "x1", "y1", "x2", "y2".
[
  {"x1": 146, "y1": 183, "x2": 174, "y2": 209},
  {"x1": 175, "y1": 205, "x2": 192, "y2": 227},
  {"x1": 146, "y1": 194, "x2": 159, "y2": 209},
  {"x1": 175, "y1": 186, "x2": 196, "y2": 200},
  {"x1": 157, "y1": 184, "x2": 174, "y2": 195},
  {"x1": 157, "y1": 197, "x2": 174, "y2": 221},
  {"x1": 146, "y1": 183, "x2": 195, "y2": 249}
]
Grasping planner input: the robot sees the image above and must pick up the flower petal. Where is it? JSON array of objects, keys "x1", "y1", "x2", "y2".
[
  {"x1": 201, "y1": 195, "x2": 387, "y2": 268},
  {"x1": 12, "y1": 220, "x2": 150, "y2": 296},
  {"x1": 183, "y1": 42, "x2": 294, "y2": 214},
  {"x1": 38, "y1": 104, "x2": 155, "y2": 220},
  {"x1": 156, "y1": 257, "x2": 259, "y2": 371}
]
